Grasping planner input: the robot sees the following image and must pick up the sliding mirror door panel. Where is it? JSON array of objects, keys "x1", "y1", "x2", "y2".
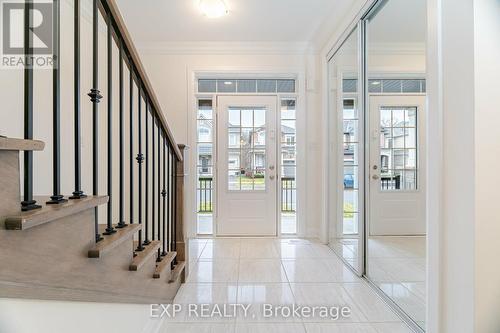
[
  {"x1": 364, "y1": 0, "x2": 427, "y2": 330},
  {"x1": 327, "y1": 26, "x2": 364, "y2": 275}
]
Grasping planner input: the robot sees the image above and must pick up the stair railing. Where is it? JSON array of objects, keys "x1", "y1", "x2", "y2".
[{"x1": 19, "y1": 0, "x2": 185, "y2": 262}]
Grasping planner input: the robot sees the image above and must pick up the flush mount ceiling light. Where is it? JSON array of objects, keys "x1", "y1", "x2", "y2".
[{"x1": 199, "y1": 0, "x2": 228, "y2": 18}]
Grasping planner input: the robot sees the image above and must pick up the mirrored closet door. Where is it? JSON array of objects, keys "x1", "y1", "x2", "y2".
[
  {"x1": 327, "y1": 0, "x2": 427, "y2": 331},
  {"x1": 365, "y1": 0, "x2": 427, "y2": 330},
  {"x1": 327, "y1": 25, "x2": 364, "y2": 275}
]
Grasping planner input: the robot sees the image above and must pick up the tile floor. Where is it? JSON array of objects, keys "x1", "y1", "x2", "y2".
[
  {"x1": 367, "y1": 237, "x2": 426, "y2": 329},
  {"x1": 197, "y1": 214, "x2": 297, "y2": 235},
  {"x1": 159, "y1": 238, "x2": 413, "y2": 333}
]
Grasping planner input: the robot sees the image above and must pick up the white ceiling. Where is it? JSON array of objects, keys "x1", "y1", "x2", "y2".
[
  {"x1": 368, "y1": 0, "x2": 426, "y2": 44},
  {"x1": 115, "y1": 0, "x2": 353, "y2": 45}
]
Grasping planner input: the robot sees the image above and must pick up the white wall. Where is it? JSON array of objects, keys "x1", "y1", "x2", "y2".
[
  {"x1": 473, "y1": 0, "x2": 500, "y2": 331},
  {"x1": 0, "y1": 299, "x2": 162, "y2": 333},
  {"x1": 137, "y1": 50, "x2": 323, "y2": 238},
  {"x1": 427, "y1": 0, "x2": 500, "y2": 332}
]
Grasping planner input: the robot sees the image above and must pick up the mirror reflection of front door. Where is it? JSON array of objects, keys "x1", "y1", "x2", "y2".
[
  {"x1": 369, "y1": 95, "x2": 426, "y2": 235},
  {"x1": 217, "y1": 96, "x2": 277, "y2": 236}
]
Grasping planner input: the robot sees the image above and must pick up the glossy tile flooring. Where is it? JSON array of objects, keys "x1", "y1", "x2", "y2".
[
  {"x1": 159, "y1": 238, "x2": 413, "y2": 333},
  {"x1": 367, "y1": 237, "x2": 426, "y2": 329}
]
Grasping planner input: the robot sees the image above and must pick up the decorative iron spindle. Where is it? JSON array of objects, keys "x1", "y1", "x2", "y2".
[
  {"x1": 21, "y1": 0, "x2": 41, "y2": 211},
  {"x1": 129, "y1": 67, "x2": 134, "y2": 224},
  {"x1": 143, "y1": 101, "x2": 151, "y2": 245},
  {"x1": 161, "y1": 134, "x2": 168, "y2": 256},
  {"x1": 152, "y1": 115, "x2": 156, "y2": 241},
  {"x1": 47, "y1": 0, "x2": 66, "y2": 205},
  {"x1": 69, "y1": 0, "x2": 86, "y2": 200},
  {"x1": 172, "y1": 154, "x2": 177, "y2": 264},
  {"x1": 116, "y1": 43, "x2": 126, "y2": 228},
  {"x1": 157, "y1": 119, "x2": 162, "y2": 261},
  {"x1": 136, "y1": 86, "x2": 145, "y2": 252},
  {"x1": 104, "y1": 16, "x2": 116, "y2": 235},
  {"x1": 88, "y1": 0, "x2": 103, "y2": 242}
]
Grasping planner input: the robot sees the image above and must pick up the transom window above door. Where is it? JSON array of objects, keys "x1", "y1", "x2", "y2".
[{"x1": 198, "y1": 79, "x2": 296, "y2": 93}]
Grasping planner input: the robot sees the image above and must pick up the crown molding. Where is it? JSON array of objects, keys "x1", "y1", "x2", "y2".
[{"x1": 136, "y1": 41, "x2": 317, "y2": 56}]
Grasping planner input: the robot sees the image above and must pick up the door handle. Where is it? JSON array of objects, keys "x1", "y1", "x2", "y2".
[
  {"x1": 269, "y1": 175, "x2": 275, "y2": 180},
  {"x1": 372, "y1": 174, "x2": 380, "y2": 180},
  {"x1": 269, "y1": 165, "x2": 275, "y2": 171}
]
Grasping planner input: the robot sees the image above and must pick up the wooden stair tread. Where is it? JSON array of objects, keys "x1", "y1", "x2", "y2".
[
  {"x1": 129, "y1": 240, "x2": 161, "y2": 271},
  {"x1": 0, "y1": 137, "x2": 44, "y2": 151},
  {"x1": 168, "y1": 261, "x2": 186, "y2": 283},
  {"x1": 153, "y1": 252, "x2": 177, "y2": 279},
  {"x1": 5, "y1": 196, "x2": 108, "y2": 230},
  {"x1": 88, "y1": 224, "x2": 141, "y2": 258}
]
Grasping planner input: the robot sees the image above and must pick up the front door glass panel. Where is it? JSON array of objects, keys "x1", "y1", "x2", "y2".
[
  {"x1": 227, "y1": 107, "x2": 266, "y2": 191},
  {"x1": 379, "y1": 107, "x2": 418, "y2": 191}
]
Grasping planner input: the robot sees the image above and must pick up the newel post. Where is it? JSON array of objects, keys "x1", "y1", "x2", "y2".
[{"x1": 175, "y1": 144, "x2": 189, "y2": 274}]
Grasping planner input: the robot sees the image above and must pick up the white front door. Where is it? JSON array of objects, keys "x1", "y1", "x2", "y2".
[
  {"x1": 216, "y1": 96, "x2": 278, "y2": 236},
  {"x1": 368, "y1": 95, "x2": 426, "y2": 235}
]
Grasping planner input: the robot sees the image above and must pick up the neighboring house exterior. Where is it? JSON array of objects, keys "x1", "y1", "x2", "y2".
[{"x1": 197, "y1": 116, "x2": 296, "y2": 178}]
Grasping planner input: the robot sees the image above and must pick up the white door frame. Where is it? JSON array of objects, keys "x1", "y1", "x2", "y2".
[{"x1": 187, "y1": 68, "x2": 306, "y2": 238}]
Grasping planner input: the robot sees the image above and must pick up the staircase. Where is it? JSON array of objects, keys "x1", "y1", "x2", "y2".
[{"x1": 0, "y1": 0, "x2": 188, "y2": 304}]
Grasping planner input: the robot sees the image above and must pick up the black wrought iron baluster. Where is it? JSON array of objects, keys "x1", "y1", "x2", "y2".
[
  {"x1": 157, "y1": 120, "x2": 162, "y2": 261},
  {"x1": 104, "y1": 16, "x2": 116, "y2": 235},
  {"x1": 152, "y1": 114, "x2": 156, "y2": 241},
  {"x1": 116, "y1": 42, "x2": 126, "y2": 228},
  {"x1": 172, "y1": 154, "x2": 177, "y2": 264},
  {"x1": 88, "y1": 0, "x2": 103, "y2": 241},
  {"x1": 161, "y1": 135, "x2": 168, "y2": 256},
  {"x1": 136, "y1": 86, "x2": 145, "y2": 251},
  {"x1": 129, "y1": 67, "x2": 134, "y2": 224},
  {"x1": 47, "y1": 0, "x2": 66, "y2": 205},
  {"x1": 143, "y1": 101, "x2": 150, "y2": 245},
  {"x1": 21, "y1": 0, "x2": 41, "y2": 211},
  {"x1": 69, "y1": 0, "x2": 86, "y2": 200}
]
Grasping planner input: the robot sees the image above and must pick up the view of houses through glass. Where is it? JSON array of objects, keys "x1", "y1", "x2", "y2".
[
  {"x1": 197, "y1": 99, "x2": 214, "y2": 235},
  {"x1": 280, "y1": 99, "x2": 297, "y2": 234},
  {"x1": 227, "y1": 107, "x2": 267, "y2": 191},
  {"x1": 343, "y1": 97, "x2": 359, "y2": 235}
]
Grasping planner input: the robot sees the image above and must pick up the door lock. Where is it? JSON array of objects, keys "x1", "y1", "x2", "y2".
[{"x1": 269, "y1": 165, "x2": 275, "y2": 170}]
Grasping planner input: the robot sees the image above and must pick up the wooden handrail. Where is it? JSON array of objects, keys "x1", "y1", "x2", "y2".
[{"x1": 103, "y1": 0, "x2": 183, "y2": 161}]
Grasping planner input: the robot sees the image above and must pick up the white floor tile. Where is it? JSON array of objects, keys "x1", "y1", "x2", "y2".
[
  {"x1": 289, "y1": 283, "x2": 367, "y2": 323},
  {"x1": 341, "y1": 283, "x2": 400, "y2": 322},
  {"x1": 200, "y1": 240, "x2": 241, "y2": 259},
  {"x1": 282, "y1": 259, "x2": 338, "y2": 283},
  {"x1": 276, "y1": 243, "x2": 317, "y2": 259},
  {"x1": 370, "y1": 322, "x2": 413, "y2": 333},
  {"x1": 238, "y1": 259, "x2": 288, "y2": 283},
  {"x1": 188, "y1": 259, "x2": 239, "y2": 283},
  {"x1": 235, "y1": 323, "x2": 306, "y2": 333},
  {"x1": 240, "y1": 239, "x2": 279, "y2": 259},
  {"x1": 160, "y1": 322, "x2": 235, "y2": 333},
  {"x1": 236, "y1": 283, "x2": 296, "y2": 322},
  {"x1": 304, "y1": 323, "x2": 377, "y2": 333},
  {"x1": 183, "y1": 238, "x2": 418, "y2": 331}
]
